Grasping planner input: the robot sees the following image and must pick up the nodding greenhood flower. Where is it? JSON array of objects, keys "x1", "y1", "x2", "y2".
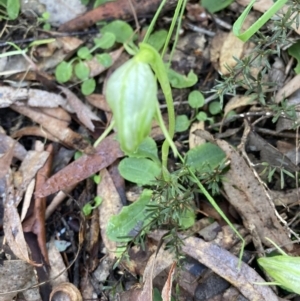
[{"x1": 105, "y1": 52, "x2": 157, "y2": 154}]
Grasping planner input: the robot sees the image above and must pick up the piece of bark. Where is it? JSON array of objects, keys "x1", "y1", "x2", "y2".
[
  {"x1": 35, "y1": 135, "x2": 123, "y2": 198},
  {"x1": 149, "y1": 230, "x2": 279, "y2": 301},
  {"x1": 216, "y1": 139, "x2": 294, "y2": 252},
  {"x1": 59, "y1": 0, "x2": 177, "y2": 32}
]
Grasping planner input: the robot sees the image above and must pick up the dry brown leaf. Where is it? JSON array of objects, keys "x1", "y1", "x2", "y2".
[
  {"x1": 0, "y1": 133, "x2": 27, "y2": 161},
  {"x1": 149, "y1": 230, "x2": 279, "y2": 301},
  {"x1": 137, "y1": 251, "x2": 155, "y2": 301},
  {"x1": 21, "y1": 179, "x2": 35, "y2": 222},
  {"x1": 15, "y1": 146, "x2": 50, "y2": 205},
  {"x1": 85, "y1": 94, "x2": 111, "y2": 112},
  {"x1": 11, "y1": 104, "x2": 93, "y2": 154},
  {"x1": 97, "y1": 168, "x2": 123, "y2": 257},
  {"x1": 219, "y1": 31, "x2": 245, "y2": 75},
  {"x1": 35, "y1": 135, "x2": 123, "y2": 198},
  {"x1": 59, "y1": 86, "x2": 100, "y2": 131},
  {"x1": 162, "y1": 262, "x2": 176, "y2": 301},
  {"x1": 12, "y1": 126, "x2": 61, "y2": 143},
  {"x1": 275, "y1": 74, "x2": 300, "y2": 103},
  {"x1": 216, "y1": 139, "x2": 294, "y2": 252},
  {"x1": 0, "y1": 142, "x2": 15, "y2": 179},
  {"x1": 86, "y1": 207, "x2": 100, "y2": 271},
  {"x1": 48, "y1": 238, "x2": 69, "y2": 287},
  {"x1": 189, "y1": 121, "x2": 205, "y2": 149},
  {"x1": 23, "y1": 144, "x2": 54, "y2": 266},
  {"x1": 41, "y1": 107, "x2": 71, "y2": 123},
  {"x1": 0, "y1": 86, "x2": 67, "y2": 109},
  {"x1": 3, "y1": 174, "x2": 33, "y2": 264},
  {"x1": 224, "y1": 95, "x2": 256, "y2": 117}
]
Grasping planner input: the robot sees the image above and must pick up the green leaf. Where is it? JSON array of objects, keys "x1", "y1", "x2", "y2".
[
  {"x1": 94, "y1": 32, "x2": 116, "y2": 49},
  {"x1": 118, "y1": 157, "x2": 161, "y2": 185},
  {"x1": 93, "y1": 174, "x2": 101, "y2": 184},
  {"x1": 77, "y1": 47, "x2": 92, "y2": 60},
  {"x1": 167, "y1": 69, "x2": 198, "y2": 88},
  {"x1": 82, "y1": 203, "x2": 93, "y2": 216},
  {"x1": 129, "y1": 137, "x2": 160, "y2": 164},
  {"x1": 55, "y1": 61, "x2": 72, "y2": 83},
  {"x1": 258, "y1": 255, "x2": 300, "y2": 294},
  {"x1": 201, "y1": 0, "x2": 234, "y2": 13},
  {"x1": 101, "y1": 20, "x2": 133, "y2": 43},
  {"x1": 106, "y1": 189, "x2": 153, "y2": 242},
  {"x1": 179, "y1": 208, "x2": 195, "y2": 229},
  {"x1": 94, "y1": 0, "x2": 111, "y2": 7},
  {"x1": 209, "y1": 101, "x2": 222, "y2": 115},
  {"x1": 96, "y1": 53, "x2": 112, "y2": 68},
  {"x1": 74, "y1": 151, "x2": 83, "y2": 160},
  {"x1": 185, "y1": 143, "x2": 226, "y2": 172},
  {"x1": 6, "y1": 0, "x2": 19, "y2": 19},
  {"x1": 74, "y1": 61, "x2": 90, "y2": 80},
  {"x1": 196, "y1": 111, "x2": 207, "y2": 121},
  {"x1": 175, "y1": 115, "x2": 190, "y2": 132},
  {"x1": 81, "y1": 78, "x2": 96, "y2": 95},
  {"x1": 94, "y1": 196, "x2": 102, "y2": 206},
  {"x1": 188, "y1": 90, "x2": 205, "y2": 108},
  {"x1": 148, "y1": 29, "x2": 168, "y2": 51},
  {"x1": 288, "y1": 41, "x2": 300, "y2": 74},
  {"x1": 233, "y1": 0, "x2": 288, "y2": 42}
]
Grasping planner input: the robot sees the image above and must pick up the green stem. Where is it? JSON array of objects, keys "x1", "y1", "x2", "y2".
[
  {"x1": 143, "y1": 0, "x2": 168, "y2": 43},
  {"x1": 187, "y1": 168, "x2": 245, "y2": 268},
  {"x1": 168, "y1": 0, "x2": 187, "y2": 66},
  {"x1": 233, "y1": 0, "x2": 288, "y2": 42},
  {"x1": 93, "y1": 120, "x2": 115, "y2": 147},
  {"x1": 161, "y1": 0, "x2": 184, "y2": 58}
]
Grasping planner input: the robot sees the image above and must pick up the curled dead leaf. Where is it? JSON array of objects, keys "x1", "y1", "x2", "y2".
[{"x1": 50, "y1": 282, "x2": 82, "y2": 301}]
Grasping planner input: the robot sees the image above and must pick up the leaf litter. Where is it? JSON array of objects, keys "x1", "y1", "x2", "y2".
[{"x1": 1, "y1": 0, "x2": 300, "y2": 300}]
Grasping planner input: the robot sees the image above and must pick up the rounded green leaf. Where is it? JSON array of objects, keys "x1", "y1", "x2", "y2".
[
  {"x1": 196, "y1": 111, "x2": 207, "y2": 121},
  {"x1": 130, "y1": 137, "x2": 160, "y2": 164},
  {"x1": 185, "y1": 142, "x2": 226, "y2": 172},
  {"x1": 101, "y1": 20, "x2": 133, "y2": 43},
  {"x1": 7, "y1": 0, "x2": 20, "y2": 19},
  {"x1": 74, "y1": 61, "x2": 90, "y2": 80},
  {"x1": 55, "y1": 61, "x2": 72, "y2": 83},
  {"x1": 94, "y1": 32, "x2": 116, "y2": 49},
  {"x1": 168, "y1": 69, "x2": 198, "y2": 89},
  {"x1": 77, "y1": 47, "x2": 92, "y2": 60},
  {"x1": 81, "y1": 78, "x2": 96, "y2": 95},
  {"x1": 175, "y1": 115, "x2": 190, "y2": 132},
  {"x1": 106, "y1": 189, "x2": 153, "y2": 242},
  {"x1": 96, "y1": 53, "x2": 112, "y2": 68},
  {"x1": 148, "y1": 29, "x2": 168, "y2": 51},
  {"x1": 188, "y1": 90, "x2": 205, "y2": 108},
  {"x1": 202, "y1": 0, "x2": 234, "y2": 13},
  {"x1": 209, "y1": 101, "x2": 222, "y2": 115},
  {"x1": 118, "y1": 157, "x2": 161, "y2": 185}
]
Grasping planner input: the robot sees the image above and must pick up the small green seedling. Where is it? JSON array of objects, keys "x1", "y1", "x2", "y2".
[
  {"x1": 82, "y1": 196, "x2": 103, "y2": 216},
  {"x1": 55, "y1": 21, "x2": 135, "y2": 95},
  {"x1": 38, "y1": 11, "x2": 51, "y2": 30},
  {"x1": 257, "y1": 238, "x2": 300, "y2": 294}
]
